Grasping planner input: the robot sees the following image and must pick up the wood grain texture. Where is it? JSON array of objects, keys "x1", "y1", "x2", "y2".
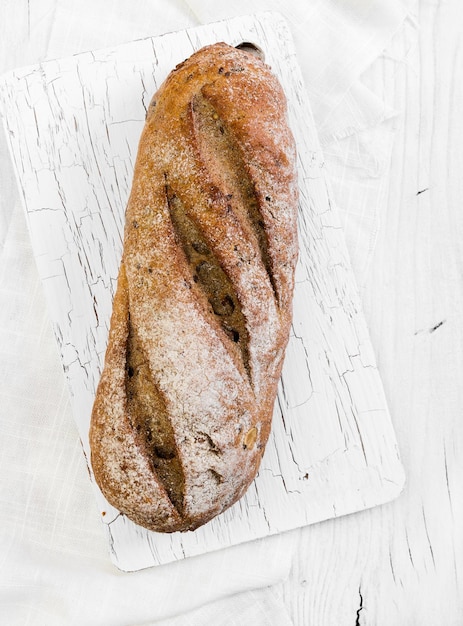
[
  {"x1": 0, "y1": 12, "x2": 404, "y2": 571},
  {"x1": 281, "y1": 2, "x2": 463, "y2": 624}
]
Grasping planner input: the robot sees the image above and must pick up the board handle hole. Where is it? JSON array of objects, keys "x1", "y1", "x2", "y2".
[{"x1": 235, "y1": 42, "x2": 265, "y2": 61}]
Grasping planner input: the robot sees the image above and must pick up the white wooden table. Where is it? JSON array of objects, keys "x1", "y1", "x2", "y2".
[
  {"x1": 278, "y1": 2, "x2": 463, "y2": 623},
  {"x1": 1, "y1": 0, "x2": 462, "y2": 623}
]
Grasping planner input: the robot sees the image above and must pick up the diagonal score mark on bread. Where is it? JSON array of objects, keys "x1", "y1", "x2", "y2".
[
  {"x1": 90, "y1": 264, "x2": 184, "y2": 530},
  {"x1": 188, "y1": 90, "x2": 280, "y2": 306},
  {"x1": 126, "y1": 315, "x2": 185, "y2": 514},
  {"x1": 164, "y1": 174, "x2": 252, "y2": 384}
]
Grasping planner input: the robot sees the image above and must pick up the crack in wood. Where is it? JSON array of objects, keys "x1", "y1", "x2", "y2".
[
  {"x1": 414, "y1": 319, "x2": 446, "y2": 335},
  {"x1": 421, "y1": 505, "x2": 436, "y2": 568},
  {"x1": 429, "y1": 320, "x2": 445, "y2": 333},
  {"x1": 355, "y1": 587, "x2": 364, "y2": 626}
]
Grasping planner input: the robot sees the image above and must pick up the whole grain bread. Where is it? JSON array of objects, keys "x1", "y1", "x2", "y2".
[{"x1": 89, "y1": 42, "x2": 299, "y2": 532}]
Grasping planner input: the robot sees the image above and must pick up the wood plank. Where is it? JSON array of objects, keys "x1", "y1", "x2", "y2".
[{"x1": 282, "y1": 2, "x2": 463, "y2": 623}]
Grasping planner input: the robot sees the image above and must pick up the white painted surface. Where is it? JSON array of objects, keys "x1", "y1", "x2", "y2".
[{"x1": 0, "y1": 12, "x2": 403, "y2": 572}]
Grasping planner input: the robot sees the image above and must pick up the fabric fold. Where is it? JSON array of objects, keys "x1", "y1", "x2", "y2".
[
  {"x1": 153, "y1": 586, "x2": 294, "y2": 626},
  {"x1": 184, "y1": 0, "x2": 408, "y2": 128}
]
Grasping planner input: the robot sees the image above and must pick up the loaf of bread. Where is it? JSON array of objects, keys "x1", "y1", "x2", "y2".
[{"x1": 89, "y1": 42, "x2": 298, "y2": 533}]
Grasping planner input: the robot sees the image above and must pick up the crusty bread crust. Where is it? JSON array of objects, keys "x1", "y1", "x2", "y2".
[{"x1": 89, "y1": 42, "x2": 298, "y2": 532}]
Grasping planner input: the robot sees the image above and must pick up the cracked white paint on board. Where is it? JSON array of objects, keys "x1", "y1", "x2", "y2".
[{"x1": 0, "y1": 12, "x2": 404, "y2": 571}]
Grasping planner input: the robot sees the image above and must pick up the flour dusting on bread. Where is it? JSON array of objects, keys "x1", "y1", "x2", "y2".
[{"x1": 89, "y1": 42, "x2": 298, "y2": 532}]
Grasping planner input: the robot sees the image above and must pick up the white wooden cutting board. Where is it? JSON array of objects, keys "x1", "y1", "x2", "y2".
[{"x1": 0, "y1": 11, "x2": 404, "y2": 571}]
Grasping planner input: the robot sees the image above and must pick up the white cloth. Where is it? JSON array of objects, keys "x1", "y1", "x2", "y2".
[
  {"x1": 0, "y1": 1, "x2": 412, "y2": 624},
  {"x1": 154, "y1": 588, "x2": 293, "y2": 626}
]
